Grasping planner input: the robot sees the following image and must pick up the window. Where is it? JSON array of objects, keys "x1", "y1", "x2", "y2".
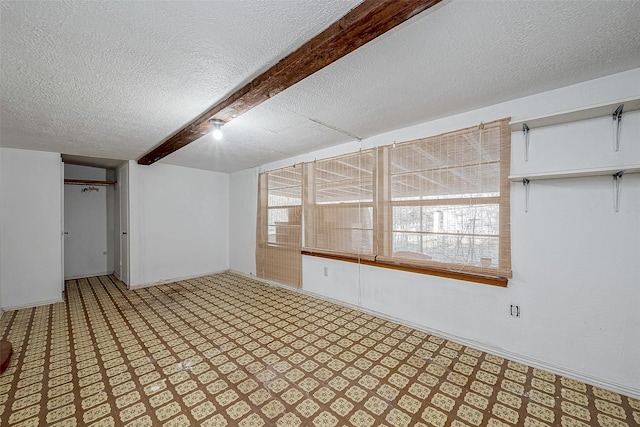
[
  {"x1": 377, "y1": 119, "x2": 511, "y2": 278},
  {"x1": 256, "y1": 166, "x2": 303, "y2": 287},
  {"x1": 303, "y1": 150, "x2": 376, "y2": 259},
  {"x1": 260, "y1": 118, "x2": 511, "y2": 286}
]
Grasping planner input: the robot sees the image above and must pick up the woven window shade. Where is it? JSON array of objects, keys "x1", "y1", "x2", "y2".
[
  {"x1": 259, "y1": 118, "x2": 511, "y2": 285},
  {"x1": 255, "y1": 166, "x2": 303, "y2": 287},
  {"x1": 303, "y1": 150, "x2": 376, "y2": 259},
  {"x1": 377, "y1": 118, "x2": 511, "y2": 277}
]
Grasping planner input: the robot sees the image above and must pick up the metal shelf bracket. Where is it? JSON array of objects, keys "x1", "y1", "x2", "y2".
[
  {"x1": 523, "y1": 178, "x2": 530, "y2": 213},
  {"x1": 612, "y1": 104, "x2": 623, "y2": 152},
  {"x1": 613, "y1": 171, "x2": 623, "y2": 212},
  {"x1": 523, "y1": 123, "x2": 530, "y2": 161}
]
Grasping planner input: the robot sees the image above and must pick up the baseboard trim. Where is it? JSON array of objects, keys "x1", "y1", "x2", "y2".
[
  {"x1": 129, "y1": 270, "x2": 230, "y2": 290},
  {"x1": 229, "y1": 270, "x2": 640, "y2": 399},
  {"x1": 2, "y1": 297, "x2": 65, "y2": 312}
]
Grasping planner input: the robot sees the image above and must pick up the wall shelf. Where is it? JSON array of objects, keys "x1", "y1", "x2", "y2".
[
  {"x1": 511, "y1": 165, "x2": 639, "y2": 213},
  {"x1": 509, "y1": 165, "x2": 640, "y2": 182},
  {"x1": 509, "y1": 97, "x2": 640, "y2": 132},
  {"x1": 64, "y1": 179, "x2": 117, "y2": 186}
]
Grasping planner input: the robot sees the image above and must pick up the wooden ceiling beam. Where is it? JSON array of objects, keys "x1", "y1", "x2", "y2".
[{"x1": 138, "y1": 0, "x2": 441, "y2": 165}]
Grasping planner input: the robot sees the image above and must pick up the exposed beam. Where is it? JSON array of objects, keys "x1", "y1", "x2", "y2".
[{"x1": 138, "y1": 0, "x2": 442, "y2": 165}]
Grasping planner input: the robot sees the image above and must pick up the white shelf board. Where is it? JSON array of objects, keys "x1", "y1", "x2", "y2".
[
  {"x1": 510, "y1": 97, "x2": 640, "y2": 132},
  {"x1": 509, "y1": 165, "x2": 640, "y2": 182}
]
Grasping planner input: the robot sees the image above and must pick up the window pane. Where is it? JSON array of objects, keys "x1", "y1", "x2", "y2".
[
  {"x1": 257, "y1": 166, "x2": 303, "y2": 287},
  {"x1": 391, "y1": 128, "x2": 501, "y2": 200},
  {"x1": 315, "y1": 205, "x2": 373, "y2": 254},
  {"x1": 392, "y1": 203, "x2": 500, "y2": 266},
  {"x1": 316, "y1": 151, "x2": 375, "y2": 204},
  {"x1": 269, "y1": 167, "x2": 302, "y2": 206},
  {"x1": 268, "y1": 208, "x2": 289, "y2": 225},
  {"x1": 393, "y1": 204, "x2": 498, "y2": 233},
  {"x1": 306, "y1": 150, "x2": 377, "y2": 256},
  {"x1": 268, "y1": 208, "x2": 300, "y2": 244},
  {"x1": 393, "y1": 232, "x2": 499, "y2": 267}
]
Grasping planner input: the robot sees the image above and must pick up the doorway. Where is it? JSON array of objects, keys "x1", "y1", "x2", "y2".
[
  {"x1": 61, "y1": 158, "x2": 129, "y2": 288},
  {"x1": 63, "y1": 164, "x2": 116, "y2": 279}
]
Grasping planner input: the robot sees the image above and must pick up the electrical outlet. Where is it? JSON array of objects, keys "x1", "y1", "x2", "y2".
[
  {"x1": 510, "y1": 305, "x2": 521, "y2": 318},
  {"x1": 323, "y1": 267, "x2": 329, "y2": 277}
]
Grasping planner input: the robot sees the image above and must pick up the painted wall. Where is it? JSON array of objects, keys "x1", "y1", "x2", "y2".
[
  {"x1": 0, "y1": 148, "x2": 63, "y2": 309},
  {"x1": 63, "y1": 164, "x2": 116, "y2": 279},
  {"x1": 229, "y1": 168, "x2": 258, "y2": 276},
  {"x1": 0, "y1": 147, "x2": 3, "y2": 316},
  {"x1": 105, "y1": 170, "x2": 116, "y2": 274},
  {"x1": 64, "y1": 164, "x2": 108, "y2": 180},
  {"x1": 128, "y1": 161, "x2": 230, "y2": 287},
  {"x1": 228, "y1": 68, "x2": 640, "y2": 396}
]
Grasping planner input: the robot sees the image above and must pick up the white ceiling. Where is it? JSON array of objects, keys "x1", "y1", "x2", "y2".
[{"x1": 2, "y1": 0, "x2": 640, "y2": 173}]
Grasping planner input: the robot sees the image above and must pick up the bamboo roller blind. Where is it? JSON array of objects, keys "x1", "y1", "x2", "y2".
[
  {"x1": 377, "y1": 118, "x2": 512, "y2": 277},
  {"x1": 303, "y1": 150, "x2": 376, "y2": 259},
  {"x1": 255, "y1": 166, "x2": 303, "y2": 287},
  {"x1": 258, "y1": 118, "x2": 511, "y2": 284}
]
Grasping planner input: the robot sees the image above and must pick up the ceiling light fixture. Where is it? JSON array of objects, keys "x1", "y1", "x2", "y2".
[{"x1": 210, "y1": 119, "x2": 225, "y2": 141}]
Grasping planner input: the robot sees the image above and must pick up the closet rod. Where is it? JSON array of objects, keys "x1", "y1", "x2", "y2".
[{"x1": 64, "y1": 179, "x2": 116, "y2": 186}]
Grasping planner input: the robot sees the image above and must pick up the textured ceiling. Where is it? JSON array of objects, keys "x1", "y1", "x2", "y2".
[{"x1": 2, "y1": 0, "x2": 640, "y2": 173}]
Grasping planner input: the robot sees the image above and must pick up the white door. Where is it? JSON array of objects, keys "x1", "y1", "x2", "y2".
[
  {"x1": 61, "y1": 160, "x2": 66, "y2": 292},
  {"x1": 118, "y1": 163, "x2": 130, "y2": 288},
  {"x1": 64, "y1": 184, "x2": 109, "y2": 279}
]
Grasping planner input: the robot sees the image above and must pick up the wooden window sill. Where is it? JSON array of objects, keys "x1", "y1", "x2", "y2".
[{"x1": 301, "y1": 250, "x2": 508, "y2": 288}]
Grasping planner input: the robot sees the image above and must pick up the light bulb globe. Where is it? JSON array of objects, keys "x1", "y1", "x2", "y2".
[{"x1": 212, "y1": 129, "x2": 223, "y2": 140}]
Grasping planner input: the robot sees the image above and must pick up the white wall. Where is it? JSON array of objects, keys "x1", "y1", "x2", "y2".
[
  {"x1": 229, "y1": 168, "x2": 258, "y2": 275},
  {"x1": 1, "y1": 153, "x2": 231, "y2": 303},
  {"x1": 63, "y1": 164, "x2": 115, "y2": 279},
  {"x1": 0, "y1": 148, "x2": 3, "y2": 316},
  {"x1": 105, "y1": 169, "x2": 116, "y2": 274},
  {"x1": 64, "y1": 164, "x2": 107, "y2": 180},
  {"x1": 229, "y1": 68, "x2": 640, "y2": 397},
  {"x1": 128, "y1": 161, "x2": 229, "y2": 287},
  {"x1": 0, "y1": 148, "x2": 63, "y2": 309}
]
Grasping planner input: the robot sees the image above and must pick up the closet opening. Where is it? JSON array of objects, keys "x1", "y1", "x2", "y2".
[{"x1": 61, "y1": 156, "x2": 129, "y2": 288}]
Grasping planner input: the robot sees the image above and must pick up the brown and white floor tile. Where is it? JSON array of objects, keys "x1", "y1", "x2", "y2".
[{"x1": 0, "y1": 272, "x2": 638, "y2": 426}]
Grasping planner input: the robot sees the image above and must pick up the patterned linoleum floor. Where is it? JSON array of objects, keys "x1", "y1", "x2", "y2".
[{"x1": 0, "y1": 273, "x2": 638, "y2": 427}]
